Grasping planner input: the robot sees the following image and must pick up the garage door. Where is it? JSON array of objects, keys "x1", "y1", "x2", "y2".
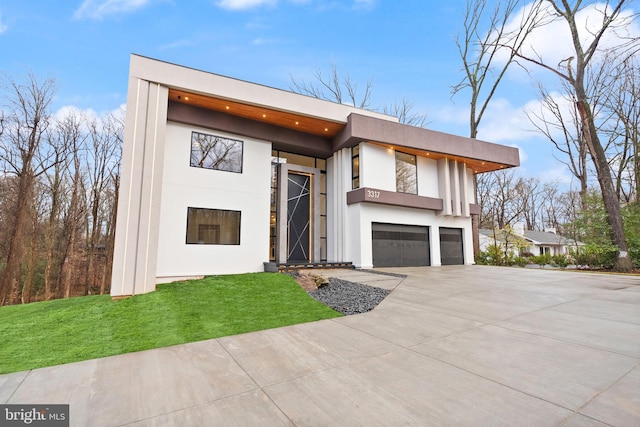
[
  {"x1": 439, "y1": 227, "x2": 464, "y2": 265},
  {"x1": 372, "y1": 223, "x2": 430, "y2": 267}
]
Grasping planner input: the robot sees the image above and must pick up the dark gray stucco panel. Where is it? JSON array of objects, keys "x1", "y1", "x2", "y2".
[{"x1": 334, "y1": 113, "x2": 520, "y2": 168}]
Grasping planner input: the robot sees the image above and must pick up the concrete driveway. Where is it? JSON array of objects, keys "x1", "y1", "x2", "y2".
[{"x1": 1, "y1": 266, "x2": 639, "y2": 426}]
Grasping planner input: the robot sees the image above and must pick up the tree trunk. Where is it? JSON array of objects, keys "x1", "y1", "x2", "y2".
[
  {"x1": 100, "y1": 174, "x2": 119, "y2": 295},
  {"x1": 576, "y1": 99, "x2": 633, "y2": 271},
  {"x1": 21, "y1": 214, "x2": 38, "y2": 304},
  {"x1": 0, "y1": 174, "x2": 33, "y2": 305}
]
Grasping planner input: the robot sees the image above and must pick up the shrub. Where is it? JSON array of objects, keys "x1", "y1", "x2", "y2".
[
  {"x1": 512, "y1": 256, "x2": 528, "y2": 267},
  {"x1": 475, "y1": 251, "x2": 492, "y2": 265},
  {"x1": 573, "y1": 244, "x2": 617, "y2": 269},
  {"x1": 551, "y1": 254, "x2": 570, "y2": 268},
  {"x1": 531, "y1": 254, "x2": 552, "y2": 266}
]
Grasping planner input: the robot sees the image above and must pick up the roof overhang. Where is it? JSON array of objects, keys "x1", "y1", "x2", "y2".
[
  {"x1": 335, "y1": 113, "x2": 520, "y2": 173},
  {"x1": 131, "y1": 54, "x2": 520, "y2": 171}
]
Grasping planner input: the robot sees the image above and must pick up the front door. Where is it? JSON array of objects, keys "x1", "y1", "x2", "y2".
[{"x1": 287, "y1": 172, "x2": 311, "y2": 262}]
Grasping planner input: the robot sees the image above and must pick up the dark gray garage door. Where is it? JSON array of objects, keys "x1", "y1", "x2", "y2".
[
  {"x1": 439, "y1": 227, "x2": 464, "y2": 265},
  {"x1": 372, "y1": 223, "x2": 430, "y2": 267}
]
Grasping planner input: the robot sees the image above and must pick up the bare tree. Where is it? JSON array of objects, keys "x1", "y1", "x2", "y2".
[
  {"x1": 526, "y1": 82, "x2": 590, "y2": 205},
  {"x1": 84, "y1": 111, "x2": 123, "y2": 295},
  {"x1": 0, "y1": 74, "x2": 56, "y2": 305},
  {"x1": 453, "y1": 0, "x2": 545, "y2": 138},
  {"x1": 290, "y1": 63, "x2": 374, "y2": 109},
  {"x1": 519, "y1": 176, "x2": 543, "y2": 230},
  {"x1": 477, "y1": 169, "x2": 526, "y2": 228},
  {"x1": 509, "y1": 0, "x2": 638, "y2": 271},
  {"x1": 601, "y1": 57, "x2": 640, "y2": 203},
  {"x1": 452, "y1": 0, "x2": 545, "y2": 257},
  {"x1": 382, "y1": 98, "x2": 429, "y2": 128},
  {"x1": 290, "y1": 64, "x2": 428, "y2": 126}
]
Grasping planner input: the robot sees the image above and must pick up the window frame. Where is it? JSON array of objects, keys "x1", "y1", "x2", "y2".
[
  {"x1": 190, "y1": 131, "x2": 244, "y2": 173},
  {"x1": 395, "y1": 150, "x2": 418, "y2": 194},
  {"x1": 185, "y1": 207, "x2": 242, "y2": 245}
]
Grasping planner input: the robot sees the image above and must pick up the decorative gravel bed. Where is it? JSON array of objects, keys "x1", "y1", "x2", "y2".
[{"x1": 308, "y1": 277, "x2": 391, "y2": 315}]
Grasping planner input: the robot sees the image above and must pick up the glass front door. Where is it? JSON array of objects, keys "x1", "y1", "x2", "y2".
[{"x1": 287, "y1": 172, "x2": 311, "y2": 262}]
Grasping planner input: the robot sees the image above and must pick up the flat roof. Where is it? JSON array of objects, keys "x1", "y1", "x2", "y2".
[{"x1": 130, "y1": 54, "x2": 519, "y2": 172}]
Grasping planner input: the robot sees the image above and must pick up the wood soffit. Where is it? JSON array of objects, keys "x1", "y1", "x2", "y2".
[
  {"x1": 370, "y1": 142, "x2": 511, "y2": 174},
  {"x1": 168, "y1": 89, "x2": 514, "y2": 174},
  {"x1": 169, "y1": 89, "x2": 345, "y2": 138}
]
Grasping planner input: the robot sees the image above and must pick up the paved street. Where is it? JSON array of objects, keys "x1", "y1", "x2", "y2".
[{"x1": 1, "y1": 266, "x2": 639, "y2": 426}]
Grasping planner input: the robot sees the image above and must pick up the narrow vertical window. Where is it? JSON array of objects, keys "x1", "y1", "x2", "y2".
[
  {"x1": 395, "y1": 151, "x2": 417, "y2": 194},
  {"x1": 352, "y1": 145, "x2": 360, "y2": 189}
]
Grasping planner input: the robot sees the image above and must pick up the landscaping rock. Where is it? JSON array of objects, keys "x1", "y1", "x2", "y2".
[{"x1": 308, "y1": 277, "x2": 391, "y2": 315}]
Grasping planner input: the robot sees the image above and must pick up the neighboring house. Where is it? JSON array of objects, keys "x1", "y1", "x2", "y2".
[
  {"x1": 479, "y1": 223, "x2": 583, "y2": 257},
  {"x1": 523, "y1": 229, "x2": 583, "y2": 256},
  {"x1": 478, "y1": 229, "x2": 528, "y2": 257},
  {"x1": 110, "y1": 55, "x2": 519, "y2": 297}
]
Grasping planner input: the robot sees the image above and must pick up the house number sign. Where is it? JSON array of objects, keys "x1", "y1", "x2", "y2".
[{"x1": 366, "y1": 189, "x2": 381, "y2": 199}]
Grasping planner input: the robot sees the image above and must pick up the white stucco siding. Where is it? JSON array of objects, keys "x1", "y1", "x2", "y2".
[
  {"x1": 360, "y1": 143, "x2": 396, "y2": 191},
  {"x1": 467, "y1": 168, "x2": 476, "y2": 204},
  {"x1": 417, "y1": 157, "x2": 439, "y2": 198},
  {"x1": 156, "y1": 122, "x2": 271, "y2": 278}
]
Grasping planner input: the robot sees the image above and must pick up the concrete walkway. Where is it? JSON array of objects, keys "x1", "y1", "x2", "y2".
[{"x1": 1, "y1": 266, "x2": 639, "y2": 426}]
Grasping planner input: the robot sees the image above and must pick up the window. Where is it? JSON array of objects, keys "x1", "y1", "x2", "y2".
[
  {"x1": 352, "y1": 145, "x2": 360, "y2": 189},
  {"x1": 186, "y1": 208, "x2": 241, "y2": 245},
  {"x1": 395, "y1": 151, "x2": 417, "y2": 194},
  {"x1": 190, "y1": 131, "x2": 243, "y2": 173}
]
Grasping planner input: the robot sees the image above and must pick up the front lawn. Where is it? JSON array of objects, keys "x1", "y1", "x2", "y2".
[{"x1": 0, "y1": 273, "x2": 342, "y2": 374}]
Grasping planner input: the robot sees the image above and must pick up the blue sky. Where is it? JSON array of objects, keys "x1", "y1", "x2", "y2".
[{"x1": 1, "y1": 0, "x2": 636, "y2": 186}]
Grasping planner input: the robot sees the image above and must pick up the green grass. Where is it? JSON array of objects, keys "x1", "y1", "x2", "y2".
[{"x1": 0, "y1": 273, "x2": 342, "y2": 374}]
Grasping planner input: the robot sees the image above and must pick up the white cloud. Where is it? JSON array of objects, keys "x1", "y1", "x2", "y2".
[
  {"x1": 73, "y1": 0, "x2": 151, "y2": 20},
  {"x1": 215, "y1": 0, "x2": 373, "y2": 11},
  {"x1": 476, "y1": 98, "x2": 535, "y2": 143},
  {"x1": 0, "y1": 12, "x2": 8, "y2": 34},
  {"x1": 353, "y1": 0, "x2": 376, "y2": 10},
  {"x1": 216, "y1": 0, "x2": 277, "y2": 10},
  {"x1": 432, "y1": 104, "x2": 469, "y2": 127},
  {"x1": 251, "y1": 37, "x2": 279, "y2": 46},
  {"x1": 536, "y1": 165, "x2": 574, "y2": 185},
  {"x1": 54, "y1": 104, "x2": 125, "y2": 131},
  {"x1": 159, "y1": 39, "x2": 194, "y2": 50},
  {"x1": 497, "y1": 2, "x2": 640, "y2": 72}
]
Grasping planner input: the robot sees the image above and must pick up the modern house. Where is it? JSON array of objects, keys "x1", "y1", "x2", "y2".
[
  {"x1": 479, "y1": 223, "x2": 583, "y2": 257},
  {"x1": 110, "y1": 55, "x2": 519, "y2": 297}
]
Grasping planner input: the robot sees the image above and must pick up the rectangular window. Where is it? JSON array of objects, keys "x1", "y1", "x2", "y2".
[
  {"x1": 190, "y1": 131, "x2": 243, "y2": 173},
  {"x1": 395, "y1": 151, "x2": 417, "y2": 194},
  {"x1": 352, "y1": 145, "x2": 360, "y2": 189},
  {"x1": 186, "y1": 208, "x2": 241, "y2": 245}
]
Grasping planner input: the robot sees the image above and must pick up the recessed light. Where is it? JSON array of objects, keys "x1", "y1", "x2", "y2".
[
  {"x1": 225, "y1": 106, "x2": 230, "y2": 110},
  {"x1": 324, "y1": 128, "x2": 328, "y2": 132},
  {"x1": 184, "y1": 96, "x2": 189, "y2": 101},
  {"x1": 262, "y1": 114, "x2": 267, "y2": 118},
  {"x1": 295, "y1": 121, "x2": 299, "y2": 125}
]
